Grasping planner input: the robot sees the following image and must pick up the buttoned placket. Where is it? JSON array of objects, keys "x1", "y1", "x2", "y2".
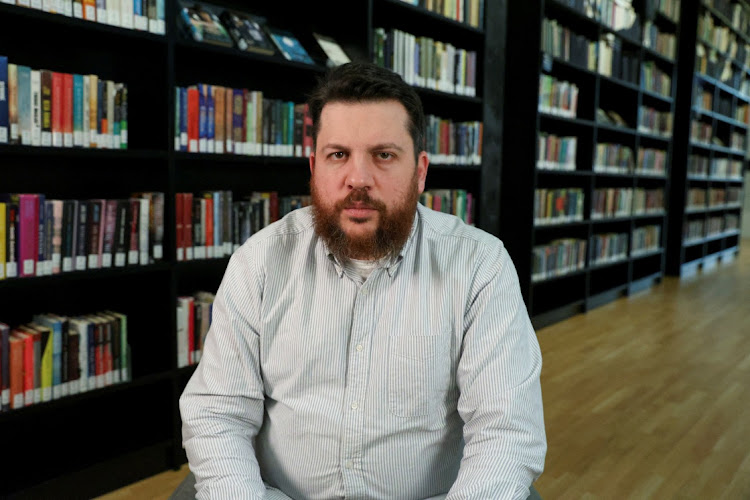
[{"x1": 339, "y1": 268, "x2": 381, "y2": 499}]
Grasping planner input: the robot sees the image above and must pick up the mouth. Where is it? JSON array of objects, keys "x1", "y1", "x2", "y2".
[{"x1": 343, "y1": 206, "x2": 377, "y2": 218}]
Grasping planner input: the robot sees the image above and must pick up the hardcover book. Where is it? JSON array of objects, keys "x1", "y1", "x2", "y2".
[
  {"x1": 265, "y1": 27, "x2": 315, "y2": 65},
  {"x1": 219, "y1": 9, "x2": 276, "y2": 56},
  {"x1": 179, "y1": 2, "x2": 233, "y2": 47}
]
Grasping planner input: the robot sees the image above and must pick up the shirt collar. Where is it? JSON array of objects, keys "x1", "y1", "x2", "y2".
[{"x1": 323, "y1": 206, "x2": 421, "y2": 279}]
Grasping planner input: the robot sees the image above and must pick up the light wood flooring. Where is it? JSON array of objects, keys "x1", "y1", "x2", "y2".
[{"x1": 97, "y1": 244, "x2": 750, "y2": 500}]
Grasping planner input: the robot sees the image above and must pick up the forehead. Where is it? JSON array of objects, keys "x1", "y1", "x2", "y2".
[{"x1": 318, "y1": 99, "x2": 410, "y2": 143}]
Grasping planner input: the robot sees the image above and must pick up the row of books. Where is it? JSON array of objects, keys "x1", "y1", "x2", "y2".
[
  {"x1": 595, "y1": 143, "x2": 634, "y2": 173},
  {"x1": 695, "y1": 87, "x2": 713, "y2": 110},
  {"x1": 590, "y1": 232, "x2": 629, "y2": 266},
  {"x1": 175, "y1": 84, "x2": 312, "y2": 157},
  {"x1": 735, "y1": 103, "x2": 750, "y2": 123},
  {"x1": 650, "y1": 0, "x2": 680, "y2": 22},
  {"x1": 0, "y1": 57, "x2": 128, "y2": 148},
  {"x1": 692, "y1": 119, "x2": 713, "y2": 143},
  {"x1": 534, "y1": 188, "x2": 584, "y2": 226},
  {"x1": 0, "y1": 193, "x2": 163, "y2": 280},
  {"x1": 698, "y1": 11, "x2": 750, "y2": 68},
  {"x1": 688, "y1": 156, "x2": 744, "y2": 178},
  {"x1": 532, "y1": 223, "x2": 663, "y2": 281},
  {"x1": 686, "y1": 186, "x2": 743, "y2": 208},
  {"x1": 419, "y1": 189, "x2": 475, "y2": 225},
  {"x1": 684, "y1": 215, "x2": 740, "y2": 243},
  {"x1": 707, "y1": 0, "x2": 750, "y2": 38},
  {"x1": 425, "y1": 116, "x2": 483, "y2": 165},
  {"x1": 373, "y1": 28, "x2": 478, "y2": 97},
  {"x1": 644, "y1": 21, "x2": 677, "y2": 60},
  {"x1": 538, "y1": 75, "x2": 579, "y2": 118},
  {"x1": 176, "y1": 291, "x2": 214, "y2": 368},
  {"x1": 638, "y1": 148, "x2": 668, "y2": 175},
  {"x1": 730, "y1": 131, "x2": 746, "y2": 150},
  {"x1": 638, "y1": 106, "x2": 673, "y2": 137},
  {"x1": 641, "y1": 61, "x2": 672, "y2": 97},
  {"x1": 537, "y1": 133, "x2": 577, "y2": 171},
  {"x1": 178, "y1": 1, "x2": 354, "y2": 69},
  {"x1": 0, "y1": 0, "x2": 165, "y2": 34},
  {"x1": 0, "y1": 312, "x2": 128, "y2": 411},
  {"x1": 175, "y1": 191, "x2": 310, "y2": 261},
  {"x1": 541, "y1": 19, "x2": 596, "y2": 70},
  {"x1": 598, "y1": 35, "x2": 640, "y2": 84},
  {"x1": 396, "y1": 0, "x2": 485, "y2": 29},
  {"x1": 592, "y1": 187, "x2": 665, "y2": 219}
]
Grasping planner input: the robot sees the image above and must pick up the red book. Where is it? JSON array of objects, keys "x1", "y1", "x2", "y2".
[
  {"x1": 17, "y1": 194, "x2": 40, "y2": 278},
  {"x1": 11, "y1": 331, "x2": 34, "y2": 406},
  {"x1": 8, "y1": 335, "x2": 24, "y2": 409},
  {"x1": 176, "y1": 193, "x2": 184, "y2": 261},
  {"x1": 51, "y1": 72, "x2": 64, "y2": 147},
  {"x1": 270, "y1": 192, "x2": 279, "y2": 223},
  {"x1": 302, "y1": 103, "x2": 313, "y2": 157},
  {"x1": 187, "y1": 87, "x2": 199, "y2": 153},
  {"x1": 183, "y1": 193, "x2": 193, "y2": 260},
  {"x1": 63, "y1": 73, "x2": 74, "y2": 147}
]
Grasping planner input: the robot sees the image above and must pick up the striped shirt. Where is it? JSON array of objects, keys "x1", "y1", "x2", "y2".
[{"x1": 179, "y1": 204, "x2": 546, "y2": 500}]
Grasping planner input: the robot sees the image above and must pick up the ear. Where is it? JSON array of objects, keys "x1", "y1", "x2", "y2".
[
  {"x1": 416, "y1": 151, "x2": 429, "y2": 194},
  {"x1": 309, "y1": 152, "x2": 316, "y2": 176}
]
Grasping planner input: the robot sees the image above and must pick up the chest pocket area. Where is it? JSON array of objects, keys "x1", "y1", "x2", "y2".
[{"x1": 388, "y1": 332, "x2": 451, "y2": 418}]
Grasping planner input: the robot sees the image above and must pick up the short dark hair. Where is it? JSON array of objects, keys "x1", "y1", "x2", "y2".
[{"x1": 307, "y1": 62, "x2": 426, "y2": 161}]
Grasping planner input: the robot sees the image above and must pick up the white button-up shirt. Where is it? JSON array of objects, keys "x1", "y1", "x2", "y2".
[{"x1": 180, "y1": 204, "x2": 546, "y2": 499}]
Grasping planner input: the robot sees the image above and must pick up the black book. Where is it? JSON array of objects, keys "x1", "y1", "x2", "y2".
[
  {"x1": 219, "y1": 9, "x2": 276, "y2": 56},
  {"x1": 75, "y1": 202, "x2": 88, "y2": 271}
]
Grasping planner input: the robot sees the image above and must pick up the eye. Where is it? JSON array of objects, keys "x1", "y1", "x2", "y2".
[
  {"x1": 376, "y1": 152, "x2": 394, "y2": 160},
  {"x1": 330, "y1": 151, "x2": 347, "y2": 160}
]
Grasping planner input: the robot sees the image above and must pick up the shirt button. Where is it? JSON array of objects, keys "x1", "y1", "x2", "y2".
[
  {"x1": 351, "y1": 402, "x2": 359, "y2": 410},
  {"x1": 356, "y1": 344, "x2": 363, "y2": 352},
  {"x1": 345, "y1": 461, "x2": 353, "y2": 469},
  {"x1": 361, "y1": 288, "x2": 368, "y2": 296}
]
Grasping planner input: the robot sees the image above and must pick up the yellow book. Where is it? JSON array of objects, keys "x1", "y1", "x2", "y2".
[
  {"x1": 0, "y1": 202, "x2": 5, "y2": 280},
  {"x1": 89, "y1": 74, "x2": 98, "y2": 148},
  {"x1": 28, "y1": 323, "x2": 53, "y2": 402}
]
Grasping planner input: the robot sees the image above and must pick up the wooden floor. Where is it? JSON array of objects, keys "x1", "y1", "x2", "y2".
[{"x1": 98, "y1": 244, "x2": 750, "y2": 500}]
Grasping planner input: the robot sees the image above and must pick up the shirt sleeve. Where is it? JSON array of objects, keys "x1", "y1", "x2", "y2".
[
  {"x1": 447, "y1": 241, "x2": 547, "y2": 500},
  {"x1": 179, "y1": 248, "x2": 290, "y2": 499}
]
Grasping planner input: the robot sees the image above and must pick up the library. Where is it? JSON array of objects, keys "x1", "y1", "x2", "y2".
[{"x1": 0, "y1": 0, "x2": 748, "y2": 498}]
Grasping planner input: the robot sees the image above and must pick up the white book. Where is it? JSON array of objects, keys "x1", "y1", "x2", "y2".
[
  {"x1": 73, "y1": 0, "x2": 83, "y2": 17},
  {"x1": 176, "y1": 302, "x2": 188, "y2": 368},
  {"x1": 63, "y1": 0, "x2": 72, "y2": 15},
  {"x1": 108, "y1": 0, "x2": 120, "y2": 26},
  {"x1": 31, "y1": 70, "x2": 41, "y2": 146},
  {"x1": 120, "y1": 0, "x2": 134, "y2": 29},
  {"x1": 138, "y1": 197, "x2": 149, "y2": 265}
]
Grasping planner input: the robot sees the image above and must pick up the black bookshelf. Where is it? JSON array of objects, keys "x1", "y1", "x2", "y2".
[
  {"x1": 667, "y1": 0, "x2": 748, "y2": 278},
  {"x1": 503, "y1": 0, "x2": 679, "y2": 328},
  {"x1": 0, "y1": 0, "x2": 501, "y2": 496}
]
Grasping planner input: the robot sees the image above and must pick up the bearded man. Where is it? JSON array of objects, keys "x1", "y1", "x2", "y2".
[{"x1": 179, "y1": 62, "x2": 546, "y2": 500}]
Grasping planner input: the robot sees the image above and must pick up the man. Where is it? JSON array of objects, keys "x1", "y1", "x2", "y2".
[{"x1": 179, "y1": 62, "x2": 546, "y2": 499}]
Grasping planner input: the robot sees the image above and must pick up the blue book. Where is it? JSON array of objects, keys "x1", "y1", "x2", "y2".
[
  {"x1": 267, "y1": 28, "x2": 315, "y2": 65},
  {"x1": 213, "y1": 191, "x2": 221, "y2": 254},
  {"x1": 180, "y1": 87, "x2": 188, "y2": 151},
  {"x1": 207, "y1": 85, "x2": 215, "y2": 150},
  {"x1": 156, "y1": 0, "x2": 164, "y2": 31},
  {"x1": 73, "y1": 75, "x2": 83, "y2": 147},
  {"x1": 0, "y1": 56, "x2": 8, "y2": 144},
  {"x1": 198, "y1": 83, "x2": 206, "y2": 152},
  {"x1": 17, "y1": 65, "x2": 31, "y2": 146}
]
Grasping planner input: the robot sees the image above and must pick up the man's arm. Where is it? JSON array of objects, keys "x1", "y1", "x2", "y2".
[
  {"x1": 179, "y1": 250, "x2": 291, "y2": 499},
  {"x1": 447, "y1": 242, "x2": 547, "y2": 500}
]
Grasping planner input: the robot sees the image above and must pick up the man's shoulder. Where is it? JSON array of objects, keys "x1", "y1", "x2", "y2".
[{"x1": 239, "y1": 206, "x2": 316, "y2": 255}]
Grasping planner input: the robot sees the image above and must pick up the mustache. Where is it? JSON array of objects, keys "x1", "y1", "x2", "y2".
[{"x1": 334, "y1": 189, "x2": 387, "y2": 212}]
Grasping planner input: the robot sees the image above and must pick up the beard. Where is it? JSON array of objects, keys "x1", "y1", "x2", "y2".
[{"x1": 310, "y1": 172, "x2": 420, "y2": 263}]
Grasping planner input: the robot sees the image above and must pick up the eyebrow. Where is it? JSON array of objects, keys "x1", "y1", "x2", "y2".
[{"x1": 320, "y1": 143, "x2": 406, "y2": 152}]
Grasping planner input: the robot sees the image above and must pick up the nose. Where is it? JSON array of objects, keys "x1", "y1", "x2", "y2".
[{"x1": 346, "y1": 152, "x2": 375, "y2": 190}]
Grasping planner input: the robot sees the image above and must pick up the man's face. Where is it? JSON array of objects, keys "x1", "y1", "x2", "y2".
[{"x1": 309, "y1": 99, "x2": 428, "y2": 261}]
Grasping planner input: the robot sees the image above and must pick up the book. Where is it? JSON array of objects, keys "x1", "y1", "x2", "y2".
[
  {"x1": 8, "y1": 63, "x2": 18, "y2": 144},
  {"x1": 1, "y1": 323, "x2": 9, "y2": 411},
  {"x1": 265, "y1": 27, "x2": 315, "y2": 64},
  {"x1": 313, "y1": 33, "x2": 351, "y2": 67},
  {"x1": 0, "y1": 56, "x2": 8, "y2": 143},
  {"x1": 178, "y1": 2, "x2": 233, "y2": 47},
  {"x1": 219, "y1": 9, "x2": 276, "y2": 56}
]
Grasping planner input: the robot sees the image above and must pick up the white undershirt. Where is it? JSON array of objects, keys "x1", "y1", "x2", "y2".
[{"x1": 345, "y1": 258, "x2": 381, "y2": 282}]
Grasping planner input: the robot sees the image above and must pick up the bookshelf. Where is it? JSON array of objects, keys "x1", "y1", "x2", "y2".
[
  {"x1": 667, "y1": 0, "x2": 748, "y2": 278},
  {"x1": 0, "y1": 0, "x2": 501, "y2": 496},
  {"x1": 503, "y1": 0, "x2": 680, "y2": 328}
]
